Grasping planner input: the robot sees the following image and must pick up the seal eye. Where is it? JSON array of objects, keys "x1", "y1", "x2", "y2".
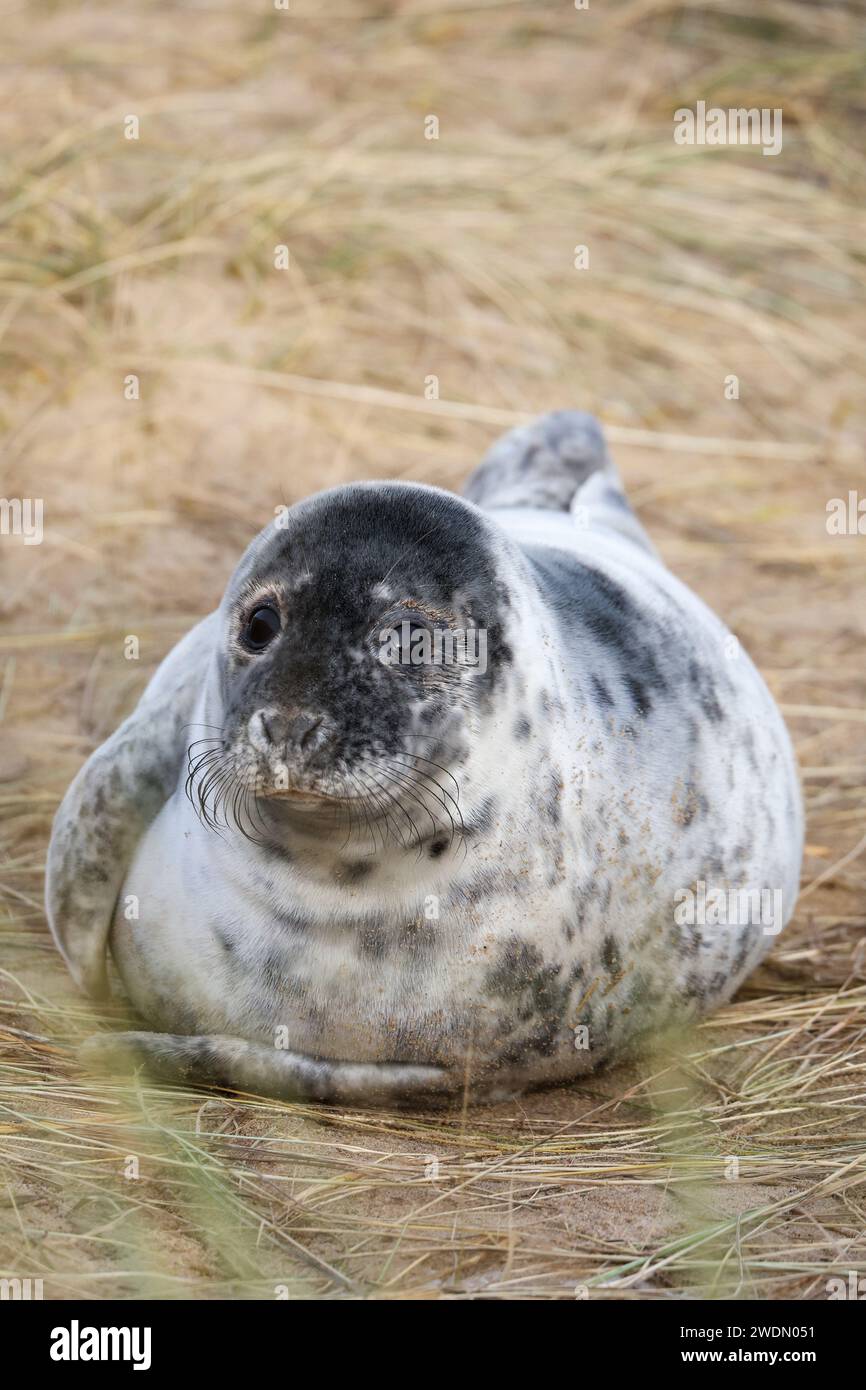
[
  {"x1": 243, "y1": 605, "x2": 280, "y2": 652},
  {"x1": 396, "y1": 621, "x2": 433, "y2": 665},
  {"x1": 377, "y1": 614, "x2": 443, "y2": 669}
]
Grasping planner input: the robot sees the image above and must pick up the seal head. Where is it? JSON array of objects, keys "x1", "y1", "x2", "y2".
[{"x1": 194, "y1": 482, "x2": 513, "y2": 850}]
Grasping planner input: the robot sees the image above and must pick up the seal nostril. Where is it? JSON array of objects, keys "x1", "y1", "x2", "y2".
[
  {"x1": 254, "y1": 710, "x2": 290, "y2": 749},
  {"x1": 301, "y1": 718, "x2": 323, "y2": 750},
  {"x1": 290, "y1": 713, "x2": 325, "y2": 751}
]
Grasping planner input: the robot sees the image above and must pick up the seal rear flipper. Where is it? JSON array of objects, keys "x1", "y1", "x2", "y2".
[
  {"x1": 463, "y1": 410, "x2": 615, "y2": 512},
  {"x1": 464, "y1": 409, "x2": 657, "y2": 554},
  {"x1": 45, "y1": 613, "x2": 219, "y2": 998},
  {"x1": 80, "y1": 1031, "x2": 457, "y2": 1108}
]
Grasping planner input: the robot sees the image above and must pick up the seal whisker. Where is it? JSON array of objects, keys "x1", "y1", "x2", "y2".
[
  {"x1": 197, "y1": 760, "x2": 230, "y2": 821},
  {"x1": 230, "y1": 770, "x2": 279, "y2": 848},
  {"x1": 367, "y1": 765, "x2": 416, "y2": 852},
  {"x1": 252, "y1": 787, "x2": 279, "y2": 843},
  {"x1": 386, "y1": 757, "x2": 465, "y2": 843},
  {"x1": 381, "y1": 779, "x2": 425, "y2": 854},
  {"x1": 332, "y1": 767, "x2": 359, "y2": 851},
  {"x1": 395, "y1": 742, "x2": 463, "y2": 803},
  {"x1": 347, "y1": 767, "x2": 403, "y2": 854},
  {"x1": 365, "y1": 775, "x2": 407, "y2": 853},
  {"x1": 207, "y1": 770, "x2": 233, "y2": 833},
  {"x1": 238, "y1": 780, "x2": 274, "y2": 847},
  {"x1": 185, "y1": 746, "x2": 226, "y2": 834},
  {"x1": 365, "y1": 758, "x2": 441, "y2": 846},
  {"x1": 186, "y1": 737, "x2": 223, "y2": 757},
  {"x1": 355, "y1": 760, "x2": 422, "y2": 853},
  {"x1": 343, "y1": 769, "x2": 382, "y2": 852},
  {"x1": 393, "y1": 769, "x2": 461, "y2": 853},
  {"x1": 389, "y1": 760, "x2": 470, "y2": 861},
  {"x1": 185, "y1": 742, "x2": 220, "y2": 778}
]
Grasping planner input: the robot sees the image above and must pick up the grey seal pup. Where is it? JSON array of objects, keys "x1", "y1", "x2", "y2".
[{"x1": 46, "y1": 412, "x2": 803, "y2": 1105}]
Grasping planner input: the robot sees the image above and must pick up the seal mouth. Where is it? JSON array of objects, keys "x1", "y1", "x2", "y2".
[{"x1": 258, "y1": 784, "x2": 345, "y2": 806}]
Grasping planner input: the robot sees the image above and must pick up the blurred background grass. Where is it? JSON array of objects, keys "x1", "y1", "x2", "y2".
[{"x1": 0, "y1": 0, "x2": 865, "y2": 1299}]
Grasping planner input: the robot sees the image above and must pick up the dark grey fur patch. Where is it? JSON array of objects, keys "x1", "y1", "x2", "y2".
[
  {"x1": 687, "y1": 659, "x2": 725, "y2": 724},
  {"x1": 462, "y1": 795, "x2": 497, "y2": 838},
  {"x1": 485, "y1": 937, "x2": 584, "y2": 1064},
  {"x1": 601, "y1": 934, "x2": 621, "y2": 976},
  {"x1": 337, "y1": 859, "x2": 375, "y2": 884},
  {"x1": 357, "y1": 924, "x2": 389, "y2": 961},
  {"x1": 591, "y1": 675, "x2": 614, "y2": 709}
]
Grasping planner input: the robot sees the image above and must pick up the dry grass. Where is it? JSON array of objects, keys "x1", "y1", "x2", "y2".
[{"x1": 1, "y1": 0, "x2": 865, "y2": 1299}]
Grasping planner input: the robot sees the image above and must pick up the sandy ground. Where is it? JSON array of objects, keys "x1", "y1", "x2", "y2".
[{"x1": 1, "y1": 1, "x2": 865, "y2": 1298}]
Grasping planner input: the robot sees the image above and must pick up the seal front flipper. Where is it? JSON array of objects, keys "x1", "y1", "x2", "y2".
[
  {"x1": 45, "y1": 613, "x2": 219, "y2": 998},
  {"x1": 80, "y1": 1031, "x2": 455, "y2": 1108}
]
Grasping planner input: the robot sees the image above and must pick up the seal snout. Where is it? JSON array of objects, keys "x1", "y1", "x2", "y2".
[{"x1": 248, "y1": 706, "x2": 335, "y2": 763}]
